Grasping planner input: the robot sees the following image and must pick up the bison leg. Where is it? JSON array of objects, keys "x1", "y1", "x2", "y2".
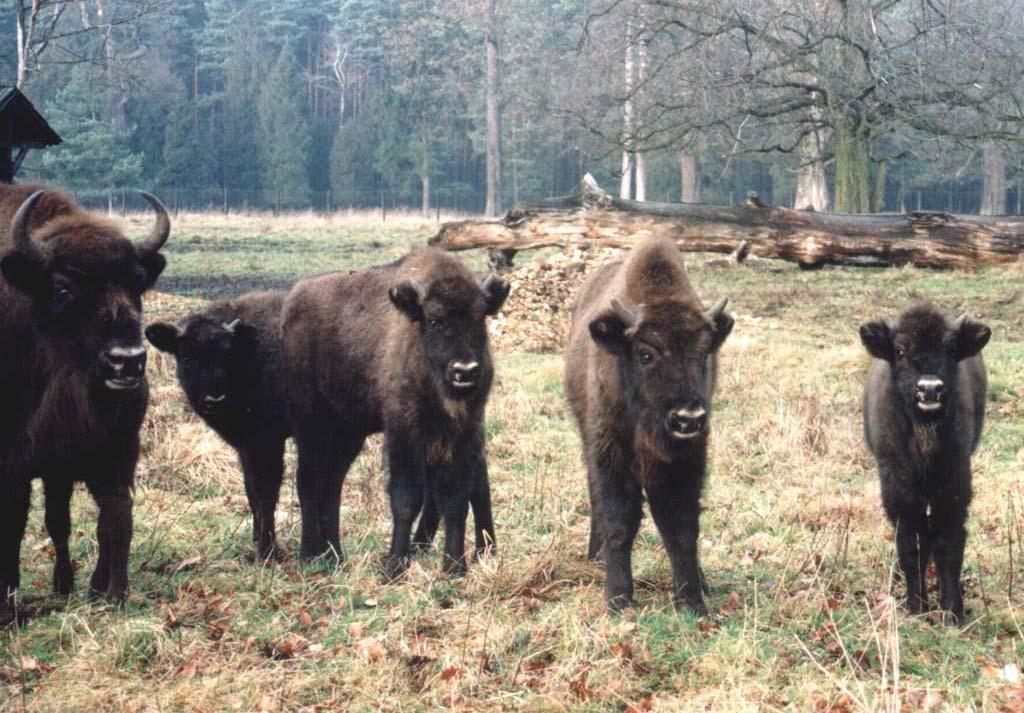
[
  {"x1": 383, "y1": 433, "x2": 425, "y2": 581},
  {"x1": 590, "y1": 460, "x2": 643, "y2": 611},
  {"x1": 295, "y1": 427, "x2": 362, "y2": 562},
  {"x1": 85, "y1": 440, "x2": 137, "y2": 602},
  {"x1": 648, "y1": 484, "x2": 707, "y2": 615},
  {"x1": 889, "y1": 507, "x2": 930, "y2": 616},
  {"x1": 468, "y1": 446, "x2": 496, "y2": 557},
  {"x1": 411, "y1": 492, "x2": 440, "y2": 552},
  {"x1": 931, "y1": 499, "x2": 968, "y2": 625},
  {"x1": 238, "y1": 440, "x2": 286, "y2": 562},
  {"x1": 44, "y1": 477, "x2": 75, "y2": 596},
  {"x1": 438, "y1": 479, "x2": 471, "y2": 576},
  {"x1": 0, "y1": 478, "x2": 31, "y2": 626},
  {"x1": 587, "y1": 486, "x2": 604, "y2": 561}
]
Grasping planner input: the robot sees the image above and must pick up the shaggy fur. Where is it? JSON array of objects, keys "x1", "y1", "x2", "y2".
[
  {"x1": 861, "y1": 303, "x2": 989, "y2": 623},
  {"x1": 281, "y1": 248, "x2": 509, "y2": 576},
  {"x1": 564, "y1": 236, "x2": 733, "y2": 613},
  {"x1": 0, "y1": 184, "x2": 169, "y2": 625},
  {"x1": 146, "y1": 291, "x2": 289, "y2": 560}
]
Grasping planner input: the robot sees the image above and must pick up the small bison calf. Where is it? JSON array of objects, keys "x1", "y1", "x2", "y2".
[
  {"x1": 860, "y1": 303, "x2": 990, "y2": 623},
  {"x1": 565, "y1": 236, "x2": 733, "y2": 614},
  {"x1": 281, "y1": 249, "x2": 508, "y2": 576},
  {"x1": 146, "y1": 291, "x2": 289, "y2": 560}
]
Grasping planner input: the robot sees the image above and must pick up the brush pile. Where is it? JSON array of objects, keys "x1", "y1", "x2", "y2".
[{"x1": 488, "y1": 246, "x2": 621, "y2": 353}]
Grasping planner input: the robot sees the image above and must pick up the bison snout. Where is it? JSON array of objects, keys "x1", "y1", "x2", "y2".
[
  {"x1": 915, "y1": 377, "x2": 945, "y2": 412},
  {"x1": 447, "y1": 361, "x2": 481, "y2": 390},
  {"x1": 666, "y1": 404, "x2": 707, "y2": 440},
  {"x1": 101, "y1": 345, "x2": 146, "y2": 391},
  {"x1": 200, "y1": 393, "x2": 228, "y2": 414}
]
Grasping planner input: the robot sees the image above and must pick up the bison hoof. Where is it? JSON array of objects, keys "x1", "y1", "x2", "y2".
[
  {"x1": 605, "y1": 595, "x2": 635, "y2": 614},
  {"x1": 88, "y1": 569, "x2": 109, "y2": 596},
  {"x1": 442, "y1": 557, "x2": 468, "y2": 577},
  {"x1": 0, "y1": 595, "x2": 18, "y2": 628},
  {"x1": 676, "y1": 597, "x2": 708, "y2": 617},
  {"x1": 52, "y1": 564, "x2": 74, "y2": 596},
  {"x1": 381, "y1": 555, "x2": 410, "y2": 582},
  {"x1": 410, "y1": 540, "x2": 433, "y2": 554}
]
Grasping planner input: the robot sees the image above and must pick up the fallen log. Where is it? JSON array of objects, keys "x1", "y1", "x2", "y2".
[{"x1": 429, "y1": 174, "x2": 1024, "y2": 269}]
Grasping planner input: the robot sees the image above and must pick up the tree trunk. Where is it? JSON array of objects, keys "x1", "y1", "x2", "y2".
[
  {"x1": 794, "y1": 106, "x2": 830, "y2": 211},
  {"x1": 680, "y1": 153, "x2": 699, "y2": 203},
  {"x1": 430, "y1": 174, "x2": 1024, "y2": 270},
  {"x1": 981, "y1": 142, "x2": 1007, "y2": 216},
  {"x1": 619, "y1": 1, "x2": 636, "y2": 200},
  {"x1": 635, "y1": 152, "x2": 646, "y2": 202},
  {"x1": 421, "y1": 128, "x2": 431, "y2": 217},
  {"x1": 633, "y1": 15, "x2": 648, "y2": 202},
  {"x1": 484, "y1": 0, "x2": 503, "y2": 217}
]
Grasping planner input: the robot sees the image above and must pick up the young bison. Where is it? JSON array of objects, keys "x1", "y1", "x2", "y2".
[
  {"x1": 281, "y1": 249, "x2": 509, "y2": 576},
  {"x1": 860, "y1": 304, "x2": 990, "y2": 623},
  {"x1": 145, "y1": 291, "x2": 289, "y2": 561},
  {"x1": 565, "y1": 236, "x2": 733, "y2": 613}
]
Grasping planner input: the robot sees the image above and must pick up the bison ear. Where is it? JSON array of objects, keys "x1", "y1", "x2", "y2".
[
  {"x1": 388, "y1": 279, "x2": 426, "y2": 321},
  {"x1": 1, "y1": 252, "x2": 52, "y2": 300},
  {"x1": 481, "y1": 274, "x2": 510, "y2": 316},
  {"x1": 859, "y1": 320, "x2": 894, "y2": 361},
  {"x1": 145, "y1": 322, "x2": 182, "y2": 354},
  {"x1": 950, "y1": 317, "x2": 991, "y2": 360},
  {"x1": 709, "y1": 312, "x2": 734, "y2": 352},
  {"x1": 140, "y1": 252, "x2": 166, "y2": 290},
  {"x1": 589, "y1": 310, "x2": 632, "y2": 353}
]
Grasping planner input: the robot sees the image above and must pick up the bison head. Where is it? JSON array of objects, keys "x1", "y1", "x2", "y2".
[
  {"x1": 388, "y1": 272, "x2": 509, "y2": 401},
  {"x1": 146, "y1": 316, "x2": 245, "y2": 417},
  {"x1": 0, "y1": 190, "x2": 170, "y2": 392},
  {"x1": 860, "y1": 305, "x2": 990, "y2": 422},
  {"x1": 589, "y1": 295, "x2": 733, "y2": 454}
]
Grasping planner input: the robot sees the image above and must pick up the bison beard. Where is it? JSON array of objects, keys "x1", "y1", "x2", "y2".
[
  {"x1": 0, "y1": 184, "x2": 170, "y2": 625},
  {"x1": 280, "y1": 249, "x2": 508, "y2": 576},
  {"x1": 860, "y1": 303, "x2": 990, "y2": 624},
  {"x1": 146, "y1": 291, "x2": 290, "y2": 562},
  {"x1": 565, "y1": 236, "x2": 732, "y2": 614}
]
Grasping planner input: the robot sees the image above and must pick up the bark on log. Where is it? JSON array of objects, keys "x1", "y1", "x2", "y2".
[{"x1": 429, "y1": 174, "x2": 1024, "y2": 269}]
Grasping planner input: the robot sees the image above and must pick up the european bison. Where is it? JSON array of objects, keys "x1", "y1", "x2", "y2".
[
  {"x1": 145, "y1": 291, "x2": 289, "y2": 561},
  {"x1": 281, "y1": 249, "x2": 508, "y2": 576},
  {"x1": 565, "y1": 236, "x2": 733, "y2": 613},
  {"x1": 0, "y1": 185, "x2": 171, "y2": 624},
  {"x1": 860, "y1": 303, "x2": 990, "y2": 623}
]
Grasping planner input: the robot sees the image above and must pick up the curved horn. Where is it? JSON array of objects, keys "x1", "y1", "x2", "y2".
[
  {"x1": 223, "y1": 318, "x2": 241, "y2": 333},
  {"x1": 10, "y1": 190, "x2": 45, "y2": 260},
  {"x1": 610, "y1": 297, "x2": 638, "y2": 328},
  {"x1": 704, "y1": 296, "x2": 729, "y2": 321},
  {"x1": 481, "y1": 273, "x2": 498, "y2": 293},
  {"x1": 135, "y1": 191, "x2": 171, "y2": 255},
  {"x1": 410, "y1": 279, "x2": 427, "y2": 303},
  {"x1": 952, "y1": 313, "x2": 968, "y2": 330}
]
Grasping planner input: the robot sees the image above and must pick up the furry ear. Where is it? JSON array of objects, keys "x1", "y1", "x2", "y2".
[
  {"x1": 859, "y1": 320, "x2": 894, "y2": 361},
  {"x1": 145, "y1": 322, "x2": 183, "y2": 354},
  {"x1": 949, "y1": 316, "x2": 991, "y2": 360},
  {"x1": 1, "y1": 253, "x2": 52, "y2": 300},
  {"x1": 481, "y1": 274, "x2": 510, "y2": 316},
  {"x1": 140, "y1": 252, "x2": 166, "y2": 290},
  {"x1": 709, "y1": 311, "x2": 734, "y2": 352},
  {"x1": 388, "y1": 279, "x2": 427, "y2": 321},
  {"x1": 589, "y1": 311, "x2": 632, "y2": 353}
]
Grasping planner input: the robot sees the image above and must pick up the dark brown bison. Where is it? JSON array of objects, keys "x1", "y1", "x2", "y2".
[
  {"x1": 281, "y1": 249, "x2": 508, "y2": 577},
  {"x1": 565, "y1": 236, "x2": 733, "y2": 613},
  {"x1": 0, "y1": 184, "x2": 171, "y2": 625},
  {"x1": 860, "y1": 303, "x2": 990, "y2": 623},
  {"x1": 145, "y1": 291, "x2": 289, "y2": 561}
]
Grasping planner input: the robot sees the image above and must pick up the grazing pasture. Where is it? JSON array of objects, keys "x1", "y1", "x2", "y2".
[{"x1": 4, "y1": 210, "x2": 1024, "y2": 711}]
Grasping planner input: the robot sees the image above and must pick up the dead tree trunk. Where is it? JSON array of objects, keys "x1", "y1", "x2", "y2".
[{"x1": 429, "y1": 174, "x2": 1024, "y2": 270}]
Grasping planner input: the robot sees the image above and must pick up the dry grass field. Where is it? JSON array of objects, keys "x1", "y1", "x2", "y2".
[{"x1": 4, "y1": 210, "x2": 1024, "y2": 711}]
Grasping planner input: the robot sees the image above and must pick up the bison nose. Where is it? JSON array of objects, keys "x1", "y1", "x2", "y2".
[
  {"x1": 101, "y1": 345, "x2": 146, "y2": 391},
  {"x1": 202, "y1": 394, "x2": 227, "y2": 405},
  {"x1": 915, "y1": 377, "x2": 945, "y2": 411},
  {"x1": 666, "y1": 404, "x2": 707, "y2": 440},
  {"x1": 448, "y1": 361, "x2": 480, "y2": 389}
]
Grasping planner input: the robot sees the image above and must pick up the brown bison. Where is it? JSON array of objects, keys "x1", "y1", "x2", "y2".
[
  {"x1": 145, "y1": 291, "x2": 289, "y2": 561},
  {"x1": 281, "y1": 249, "x2": 508, "y2": 576},
  {"x1": 565, "y1": 236, "x2": 733, "y2": 613},
  {"x1": 0, "y1": 184, "x2": 171, "y2": 624},
  {"x1": 860, "y1": 303, "x2": 990, "y2": 623}
]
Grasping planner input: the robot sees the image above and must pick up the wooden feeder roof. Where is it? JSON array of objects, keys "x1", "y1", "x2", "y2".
[{"x1": 0, "y1": 87, "x2": 62, "y2": 149}]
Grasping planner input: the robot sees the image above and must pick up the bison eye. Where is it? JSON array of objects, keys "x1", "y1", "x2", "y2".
[
  {"x1": 895, "y1": 347, "x2": 906, "y2": 359},
  {"x1": 52, "y1": 287, "x2": 74, "y2": 313},
  {"x1": 427, "y1": 317, "x2": 442, "y2": 329},
  {"x1": 638, "y1": 349, "x2": 654, "y2": 365}
]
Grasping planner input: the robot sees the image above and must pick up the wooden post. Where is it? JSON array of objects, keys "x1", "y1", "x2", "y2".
[
  {"x1": 917, "y1": 190, "x2": 922, "y2": 211},
  {"x1": 121, "y1": 187, "x2": 127, "y2": 216},
  {"x1": 173, "y1": 187, "x2": 179, "y2": 218},
  {"x1": 223, "y1": 186, "x2": 229, "y2": 215},
  {"x1": 326, "y1": 189, "x2": 331, "y2": 214},
  {"x1": 381, "y1": 190, "x2": 386, "y2": 222},
  {"x1": 275, "y1": 189, "x2": 281, "y2": 216}
]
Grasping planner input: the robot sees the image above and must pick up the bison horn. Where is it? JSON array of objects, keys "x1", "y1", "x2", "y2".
[
  {"x1": 223, "y1": 319, "x2": 241, "y2": 333},
  {"x1": 952, "y1": 313, "x2": 968, "y2": 330},
  {"x1": 481, "y1": 273, "x2": 499, "y2": 294},
  {"x1": 410, "y1": 279, "x2": 427, "y2": 303},
  {"x1": 10, "y1": 190, "x2": 46, "y2": 260},
  {"x1": 610, "y1": 297, "x2": 639, "y2": 328},
  {"x1": 135, "y1": 191, "x2": 171, "y2": 256},
  {"x1": 704, "y1": 296, "x2": 729, "y2": 321}
]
